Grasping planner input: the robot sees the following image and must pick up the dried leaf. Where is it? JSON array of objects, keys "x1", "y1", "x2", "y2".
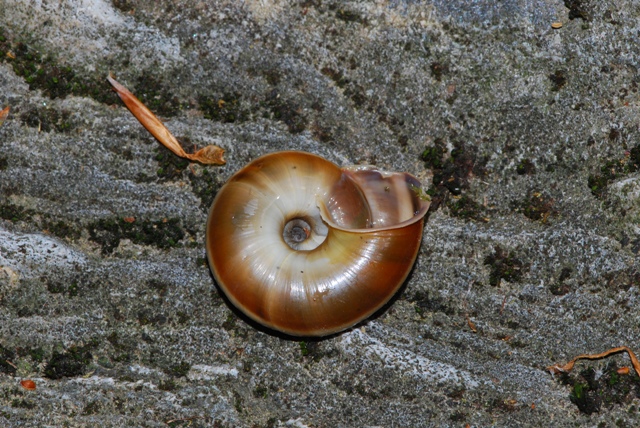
[
  {"x1": 188, "y1": 144, "x2": 227, "y2": 165},
  {"x1": 0, "y1": 106, "x2": 9, "y2": 127},
  {"x1": 547, "y1": 346, "x2": 640, "y2": 377},
  {"x1": 107, "y1": 75, "x2": 225, "y2": 165},
  {"x1": 466, "y1": 315, "x2": 477, "y2": 333},
  {"x1": 617, "y1": 366, "x2": 630, "y2": 375},
  {"x1": 20, "y1": 379, "x2": 36, "y2": 390}
]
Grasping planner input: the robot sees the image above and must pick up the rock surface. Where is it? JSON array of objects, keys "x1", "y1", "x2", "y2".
[{"x1": 1, "y1": 0, "x2": 640, "y2": 426}]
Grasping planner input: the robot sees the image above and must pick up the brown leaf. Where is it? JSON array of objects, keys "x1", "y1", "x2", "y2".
[
  {"x1": 186, "y1": 144, "x2": 227, "y2": 165},
  {"x1": 617, "y1": 366, "x2": 630, "y2": 375},
  {"x1": 547, "y1": 346, "x2": 640, "y2": 377},
  {"x1": 107, "y1": 75, "x2": 225, "y2": 165},
  {"x1": 20, "y1": 379, "x2": 36, "y2": 390},
  {"x1": 466, "y1": 315, "x2": 477, "y2": 333},
  {"x1": 0, "y1": 106, "x2": 9, "y2": 127}
]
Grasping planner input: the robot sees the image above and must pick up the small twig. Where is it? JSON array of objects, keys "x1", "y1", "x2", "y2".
[
  {"x1": 461, "y1": 283, "x2": 476, "y2": 332},
  {"x1": 499, "y1": 294, "x2": 507, "y2": 315},
  {"x1": 547, "y1": 346, "x2": 640, "y2": 377},
  {"x1": 165, "y1": 416, "x2": 204, "y2": 425},
  {"x1": 5, "y1": 360, "x2": 17, "y2": 370}
]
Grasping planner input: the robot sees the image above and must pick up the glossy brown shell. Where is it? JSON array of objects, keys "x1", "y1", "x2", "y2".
[{"x1": 206, "y1": 151, "x2": 430, "y2": 336}]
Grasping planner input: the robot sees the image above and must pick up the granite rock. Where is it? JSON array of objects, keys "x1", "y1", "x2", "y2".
[{"x1": 1, "y1": 0, "x2": 640, "y2": 426}]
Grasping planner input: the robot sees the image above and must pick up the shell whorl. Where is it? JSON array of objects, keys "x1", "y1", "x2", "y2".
[{"x1": 206, "y1": 151, "x2": 430, "y2": 336}]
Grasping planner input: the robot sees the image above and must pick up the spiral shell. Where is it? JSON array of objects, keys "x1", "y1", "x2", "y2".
[{"x1": 206, "y1": 151, "x2": 430, "y2": 336}]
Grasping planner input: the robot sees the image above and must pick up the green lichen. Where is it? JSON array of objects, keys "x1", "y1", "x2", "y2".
[
  {"x1": 154, "y1": 145, "x2": 191, "y2": 181},
  {"x1": 29, "y1": 347, "x2": 45, "y2": 363},
  {"x1": 430, "y1": 62, "x2": 448, "y2": 82},
  {"x1": 564, "y1": 0, "x2": 593, "y2": 21},
  {"x1": 82, "y1": 401, "x2": 102, "y2": 416},
  {"x1": 320, "y1": 66, "x2": 366, "y2": 108},
  {"x1": 588, "y1": 160, "x2": 624, "y2": 197},
  {"x1": 44, "y1": 345, "x2": 93, "y2": 379},
  {"x1": 321, "y1": 67, "x2": 348, "y2": 88},
  {"x1": 0, "y1": 203, "x2": 81, "y2": 239},
  {"x1": 88, "y1": 217, "x2": 185, "y2": 254},
  {"x1": 10, "y1": 43, "x2": 77, "y2": 99},
  {"x1": 46, "y1": 280, "x2": 66, "y2": 294},
  {"x1": 167, "y1": 362, "x2": 191, "y2": 378},
  {"x1": 21, "y1": 105, "x2": 73, "y2": 133},
  {"x1": 233, "y1": 391, "x2": 244, "y2": 413},
  {"x1": 484, "y1": 246, "x2": 526, "y2": 287},
  {"x1": 299, "y1": 341, "x2": 309, "y2": 356},
  {"x1": 254, "y1": 384, "x2": 269, "y2": 398},
  {"x1": 549, "y1": 69, "x2": 568, "y2": 91},
  {"x1": 67, "y1": 281, "x2": 79, "y2": 297},
  {"x1": 158, "y1": 380, "x2": 177, "y2": 391},
  {"x1": 412, "y1": 290, "x2": 456, "y2": 317},
  {"x1": 106, "y1": 332, "x2": 135, "y2": 363},
  {"x1": 420, "y1": 141, "x2": 487, "y2": 217},
  {"x1": 588, "y1": 144, "x2": 640, "y2": 198},
  {"x1": 447, "y1": 195, "x2": 488, "y2": 222},
  {"x1": 420, "y1": 144, "x2": 446, "y2": 170},
  {"x1": 44, "y1": 219, "x2": 81, "y2": 240},
  {"x1": 132, "y1": 74, "x2": 184, "y2": 117},
  {"x1": 0, "y1": 34, "x2": 111, "y2": 103},
  {"x1": 112, "y1": 0, "x2": 135, "y2": 13},
  {"x1": 557, "y1": 362, "x2": 640, "y2": 415},
  {"x1": 0, "y1": 203, "x2": 32, "y2": 222},
  {"x1": 262, "y1": 91, "x2": 307, "y2": 134},
  {"x1": 262, "y1": 68, "x2": 281, "y2": 86},
  {"x1": 516, "y1": 158, "x2": 536, "y2": 175},
  {"x1": 137, "y1": 309, "x2": 167, "y2": 326},
  {"x1": 176, "y1": 311, "x2": 190, "y2": 324},
  {"x1": 199, "y1": 93, "x2": 248, "y2": 123},
  {"x1": 0, "y1": 344, "x2": 17, "y2": 375},
  {"x1": 10, "y1": 399, "x2": 35, "y2": 409},
  {"x1": 549, "y1": 266, "x2": 573, "y2": 296},
  {"x1": 1, "y1": 30, "x2": 189, "y2": 111},
  {"x1": 486, "y1": 397, "x2": 518, "y2": 414},
  {"x1": 187, "y1": 167, "x2": 223, "y2": 210},
  {"x1": 426, "y1": 142, "x2": 484, "y2": 197},
  {"x1": 449, "y1": 411, "x2": 467, "y2": 422},
  {"x1": 515, "y1": 191, "x2": 555, "y2": 222},
  {"x1": 147, "y1": 279, "x2": 168, "y2": 298},
  {"x1": 335, "y1": 9, "x2": 367, "y2": 25}
]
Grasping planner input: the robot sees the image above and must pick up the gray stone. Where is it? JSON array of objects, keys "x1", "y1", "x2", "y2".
[{"x1": 1, "y1": 0, "x2": 639, "y2": 426}]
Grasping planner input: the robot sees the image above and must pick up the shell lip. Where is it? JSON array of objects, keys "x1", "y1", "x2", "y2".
[
  {"x1": 319, "y1": 165, "x2": 431, "y2": 233},
  {"x1": 318, "y1": 199, "x2": 429, "y2": 233},
  {"x1": 341, "y1": 164, "x2": 408, "y2": 177}
]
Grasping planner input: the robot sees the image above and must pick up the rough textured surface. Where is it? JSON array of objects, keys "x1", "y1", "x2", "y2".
[{"x1": 1, "y1": 0, "x2": 640, "y2": 426}]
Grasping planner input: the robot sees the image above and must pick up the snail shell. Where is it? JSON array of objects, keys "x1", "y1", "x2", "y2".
[{"x1": 206, "y1": 151, "x2": 430, "y2": 336}]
